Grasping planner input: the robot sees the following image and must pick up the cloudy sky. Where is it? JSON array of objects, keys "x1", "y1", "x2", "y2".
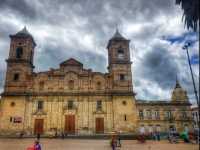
[{"x1": 0, "y1": 0, "x2": 199, "y2": 104}]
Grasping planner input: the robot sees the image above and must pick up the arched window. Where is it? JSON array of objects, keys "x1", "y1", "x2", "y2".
[
  {"x1": 16, "y1": 47, "x2": 23, "y2": 59},
  {"x1": 146, "y1": 110, "x2": 152, "y2": 119},
  {"x1": 119, "y1": 74, "x2": 125, "y2": 81},
  {"x1": 165, "y1": 111, "x2": 172, "y2": 119},
  {"x1": 139, "y1": 110, "x2": 144, "y2": 120},
  {"x1": 68, "y1": 80, "x2": 74, "y2": 90},
  {"x1": 124, "y1": 114, "x2": 127, "y2": 121},
  {"x1": 117, "y1": 49, "x2": 124, "y2": 59},
  {"x1": 37, "y1": 101, "x2": 44, "y2": 110},
  {"x1": 96, "y1": 81, "x2": 101, "y2": 90},
  {"x1": 154, "y1": 110, "x2": 160, "y2": 119},
  {"x1": 13, "y1": 73, "x2": 19, "y2": 81}
]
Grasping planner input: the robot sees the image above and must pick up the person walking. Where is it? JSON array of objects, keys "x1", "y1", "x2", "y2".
[
  {"x1": 153, "y1": 131, "x2": 157, "y2": 141},
  {"x1": 54, "y1": 130, "x2": 58, "y2": 138},
  {"x1": 19, "y1": 131, "x2": 24, "y2": 138},
  {"x1": 111, "y1": 135, "x2": 117, "y2": 150},
  {"x1": 34, "y1": 140, "x2": 42, "y2": 150},
  {"x1": 138, "y1": 126, "x2": 145, "y2": 143},
  {"x1": 180, "y1": 131, "x2": 189, "y2": 143},
  {"x1": 168, "y1": 130, "x2": 174, "y2": 143},
  {"x1": 156, "y1": 131, "x2": 160, "y2": 141},
  {"x1": 61, "y1": 132, "x2": 65, "y2": 139},
  {"x1": 117, "y1": 135, "x2": 121, "y2": 147}
]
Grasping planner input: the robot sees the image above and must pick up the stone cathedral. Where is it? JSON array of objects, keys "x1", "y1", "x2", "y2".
[{"x1": 0, "y1": 27, "x2": 193, "y2": 136}]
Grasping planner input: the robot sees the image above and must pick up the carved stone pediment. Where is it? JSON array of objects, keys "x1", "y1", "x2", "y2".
[
  {"x1": 93, "y1": 110, "x2": 106, "y2": 114},
  {"x1": 32, "y1": 110, "x2": 47, "y2": 116},
  {"x1": 63, "y1": 108, "x2": 77, "y2": 114},
  {"x1": 60, "y1": 58, "x2": 83, "y2": 67}
]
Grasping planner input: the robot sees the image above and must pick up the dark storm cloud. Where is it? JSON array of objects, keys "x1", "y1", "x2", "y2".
[
  {"x1": 35, "y1": 43, "x2": 107, "y2": 72},
  {"x1": 142, "y1": 88, "x2": 160, "y2": 100},
  {"x1": 0, "y1": 22, "x2": 18, "y2": 38},
  {"x1": 0, "y1": 0, "x2": 37, "y2": 19},
  {"x1": 0, "y1": 0, "x2": 177, "y2": 30},
  {"x1": 138, "y1": 45, "x2": 179, "y2": 89}
]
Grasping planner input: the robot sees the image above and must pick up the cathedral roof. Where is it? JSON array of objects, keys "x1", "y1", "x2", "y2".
[
  {"x1": 16, "y1": 26, "x2": 31, "y2": 36},
  {"x1": 107, "y1": 29, "x2": 129, "y2": 48},
  {"x1": 110, "y1": 29, "x2": 127, "y2": 40},
  {"x1": 60, "y1": 58, "x2": 83, "y2": 67},
  {"x1": 10, "y1": 26, "x2": 36, "y2": 46}
]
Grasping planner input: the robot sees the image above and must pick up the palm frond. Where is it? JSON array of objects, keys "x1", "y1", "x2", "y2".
[{"x1": 176, "y1": 0, "x2": 199, "y2": 31}]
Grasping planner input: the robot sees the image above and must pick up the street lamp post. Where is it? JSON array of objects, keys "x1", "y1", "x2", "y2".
[{"x1": 182, "y1": 43, "x2": 199, "y2": 106}]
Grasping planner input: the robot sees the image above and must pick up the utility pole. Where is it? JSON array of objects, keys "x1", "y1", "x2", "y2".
[{"x1": 183, "y1": 42, "x2": 199, "y2": 106}]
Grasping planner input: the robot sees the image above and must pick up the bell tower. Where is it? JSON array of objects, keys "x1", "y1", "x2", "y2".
[
  {"x1": 107, "y1": 30, "x2": 137, "y2": 133},
  {"x1": 4, "y1": 27, "x2": 36, "y2": 93},
  {"x1": 107, "y1": 29, "x2": 133, "y2": 92}
]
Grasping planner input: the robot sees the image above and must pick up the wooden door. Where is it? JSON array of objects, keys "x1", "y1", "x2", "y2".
[
  {"x1": 34, "y1": 119, "x2": 44, "y2": 134},
  {"x1": 95, "y1": 118, "x2": 104, "y2": 133},
  {"x1": 65, "y1": 115, "x2": 75, "y2": 134}
]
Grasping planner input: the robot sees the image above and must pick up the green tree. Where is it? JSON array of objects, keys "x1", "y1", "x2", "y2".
[{"x1": 176, "y1": 0, "x2": 199, "y2": 31}]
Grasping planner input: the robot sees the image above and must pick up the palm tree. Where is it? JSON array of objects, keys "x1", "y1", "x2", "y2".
[{"x1": 176, "y1": 0, "x2": 199, "y2": 31}]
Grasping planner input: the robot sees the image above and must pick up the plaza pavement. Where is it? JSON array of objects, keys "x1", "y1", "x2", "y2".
[{"x1": 0, "y1": 138, "x2": 198, "y2": 150}]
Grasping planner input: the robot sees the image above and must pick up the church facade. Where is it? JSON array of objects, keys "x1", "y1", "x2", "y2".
[{"x1": 0, "y1": 28, "x2": 193, "y2": 136}]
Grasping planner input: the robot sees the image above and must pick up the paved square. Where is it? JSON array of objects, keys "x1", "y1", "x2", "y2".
[{"x1": 0, "y1": 139, "x2": 198, "y2": 150}]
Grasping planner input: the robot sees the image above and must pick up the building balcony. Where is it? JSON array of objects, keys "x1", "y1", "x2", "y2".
[
  {"x1": 154, "y1": 117, "x2": 160, "y2": 120},
  {"x1": 177, "y1": 117, "x2": 192, "y2": 121},
  {"x1": 139, "y1": 117, "x2": 144, "y2": 120},
  {"x1": 164, "y1": 117, "x2": 175, "y2": 122},
  {"x1": 140, "y1": 117, "x2": 161, "y2": 121}
]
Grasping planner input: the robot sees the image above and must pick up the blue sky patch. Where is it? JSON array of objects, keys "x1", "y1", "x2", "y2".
[
  {"x1": 164, "y1": 32, "x2": 198, "y2": 45},
  {"x1": 191, "y1": 54, "x2": 199, "y2": 65}
]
